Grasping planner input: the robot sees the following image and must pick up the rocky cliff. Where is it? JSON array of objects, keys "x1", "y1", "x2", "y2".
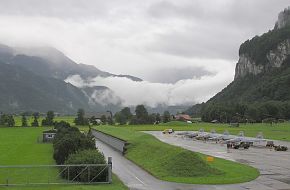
[
  {"x1": 235, "y1": 8, "x2": 290, "y2": 79},
  {"x1": 276, "y1": 7, "x2": 290, "y2": 29},
  {"x1": 235, "y1": 39, "x2": 290, "y2": 79},
  {"x1": 203, "y1": 7, "x2": 290, "y2": 105}
]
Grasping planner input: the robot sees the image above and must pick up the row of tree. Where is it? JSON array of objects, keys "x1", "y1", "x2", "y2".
[
  {"x1": 201, "y1": 101, "x2": 290, "y2": 123},
  {"x1": 0, "y1": 111, "x2": 55, "y2": 127},
  {"x1": 114, "y1": 105, "x2": 171, "y2": 125},
  {"x1": 0, "y1": 105, "x2": 173, "y2": 127}
]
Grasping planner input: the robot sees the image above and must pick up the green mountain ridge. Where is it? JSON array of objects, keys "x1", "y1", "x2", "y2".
[
  {"x1": 187, "y1": 8, "x2": 290, "y2": 121},
  {"x1": 0, "y1": 62, "x2": 92, "y2": 113}
]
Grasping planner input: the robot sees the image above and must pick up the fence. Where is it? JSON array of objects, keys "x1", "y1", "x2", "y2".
[{"x1": 0, "y1": 162, "x2": 112, "y2": 186}]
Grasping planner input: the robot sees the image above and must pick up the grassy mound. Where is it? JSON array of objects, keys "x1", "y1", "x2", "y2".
[
  {"x1": 163, "y1": 151, "x2": 222, "y2": 177},
  {"x1": 96, "y1": 126, "x2": 259, "y2": 184}
]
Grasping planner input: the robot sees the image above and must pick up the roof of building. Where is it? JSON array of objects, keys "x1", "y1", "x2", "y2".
[{"x1": 175, "y1": 114, "x2": 192, "y2": 120}]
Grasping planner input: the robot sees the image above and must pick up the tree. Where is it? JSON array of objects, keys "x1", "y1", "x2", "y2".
[
  {"x1": 115, "y1": 107, "x2": 133, "y2": 125},
  {"x1": 120, "y1": 107, "x2": 132, "y2": 121},
  {"x1": 31, "y1": 112, "x2": 39, "y2": 127},
  {"x1": 163, "y1": 111, "x2": 171, "y2": 123},
  {"x1": 0, "y1": 114, "x2": 7, "y2": 126},
  {"x1": 148, "y1": 113, "x2": 157, "y2": 124},
  {"x1": 7, "y1": 115, "x2": 15, "y2": 127},
  {"x1": 155, "y1": 113, "x2": 161, "y2": 124},
  {"x1": 114, "y1": 112, "x2": 127, "y2": 125},
  {"x1": 133, "y1": 105, "x2": 149, "y2": 124},
  {"x1": 53, "y1": 129, "x2": 95, "y2": 165},
  {"x1": 107, "y1": 116, "x2": 114, "y2": 125},
  {"x1": 21, "y1": 114, "x2": 28, "y2": 127},
  {"x1": 74, "y1": 109, "x2": 89, "y2": 126},
  {"x1": 42, "y1": 111, "x2": 55, "y2": 126},
  {"x1": 63, "y1": 149, "x2": 107, "y2": 182},
  {"x1": 100, "y1": 115, "x2": 107, "y2": 124},
  {"x1": 0, "y1": 114, "x2": 15, "y2": 127}
]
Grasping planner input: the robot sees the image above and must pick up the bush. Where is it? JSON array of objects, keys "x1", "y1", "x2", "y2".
[
  {"x1": 53, "y1": 121, "x2": 96, "y2": 164},
  {"x1": 62, "y1": 149, "x2": 108, "y2": 182}
]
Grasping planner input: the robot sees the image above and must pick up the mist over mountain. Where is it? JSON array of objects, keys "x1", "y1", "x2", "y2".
[{"x1": 0, "y1": 44, "x2": 143, "y2": 113}]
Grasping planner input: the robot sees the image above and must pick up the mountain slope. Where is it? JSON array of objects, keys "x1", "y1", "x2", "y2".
[
  {"x1": 0, "y1": 62, "x2": 92, "y2": 113},
  {"x1": 13, "y1": 46, "x2": 142, "y2": 81},
  {"x1": 186, "y1": 8, "x2": 290, "y2": 121},
  {"x1": 210, "y1": 9, "x2": 290, "y2": 104},
  {"x1": 0, "y1": 45, "x2": 143, "y2": 113}
]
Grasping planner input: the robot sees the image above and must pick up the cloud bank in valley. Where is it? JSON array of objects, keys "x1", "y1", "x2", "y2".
[{"x1": 65, "y1": 63, "x2": 233, "y2": 107}]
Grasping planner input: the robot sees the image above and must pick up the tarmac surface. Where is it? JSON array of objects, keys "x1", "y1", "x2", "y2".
[
  {"x1": 148, "y1": 131, "x2": 290, "y2": 190},
  {"x1": 94, "y1": 132, "x2": 290, "y2": 190}
]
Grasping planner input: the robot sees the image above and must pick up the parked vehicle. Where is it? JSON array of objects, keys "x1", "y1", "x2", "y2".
[
  {"x1": 162, "y1": 129, "x2": 174, "y2": 134},
  {"x1": 274, "y1": 145, "x2": 288, "y2": 151}
]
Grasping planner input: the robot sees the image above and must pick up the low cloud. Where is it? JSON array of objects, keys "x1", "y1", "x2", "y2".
[
  {"x1": 89, "y1": 88, "x2": 122, "y2": 106},
  {"x1": 66, "y1": 70, "x2": 233, "y2": 107},
  {"x1": 145, "y1": 66, "x2": 214, "y2": 83}
]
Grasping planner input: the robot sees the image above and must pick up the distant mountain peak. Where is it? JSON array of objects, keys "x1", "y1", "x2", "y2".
[{"x1": 275, "y1": 7, "x2": 290, "y2": 29}]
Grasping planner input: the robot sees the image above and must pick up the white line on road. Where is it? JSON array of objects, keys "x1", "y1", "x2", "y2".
[{"x1": 135, "y1": 176, "x2": 146, "y2": 185}]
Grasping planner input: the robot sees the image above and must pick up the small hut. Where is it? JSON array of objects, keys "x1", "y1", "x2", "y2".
[{"x1": 42, "y1": 129, "x2": 57, "y2": 142}]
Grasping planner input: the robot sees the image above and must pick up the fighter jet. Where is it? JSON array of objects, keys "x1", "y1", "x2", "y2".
[
  {"x1": 196, "y1": 128, "x2": 211, "y2": 140},
  {"x1": 182, "y1": 128, "x2": 206, "y2": 139},
  {"x1": 214, "y1": 130, "x2": 232, "y2": 141},
  {"x1": 176, "y1": 131, "x2": 198, "y2": 138},
  {"x1": 208, "y1": 129, "x2": 223, "y2": 141},
  {"x1": 226, "y1": 131, "x2": 246, "y2": 143},
  {"x1": 176, "y1": 131, "x2": 190, "y2": 136},
  {"x1": 245, "y1": 132, "x2": 267, "y2": 146}
]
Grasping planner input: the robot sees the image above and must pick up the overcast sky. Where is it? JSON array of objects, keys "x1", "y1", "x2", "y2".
[{"x1": 0, "y1": 0, "x2": 289, "y2": 106}]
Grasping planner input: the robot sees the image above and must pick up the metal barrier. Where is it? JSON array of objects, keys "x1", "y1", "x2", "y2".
[
  {"x1": 91, "y1": 129, "x2": 128, "y2": 154},
  {"x1": 0, "y1": 162, "x2": 112, "y2": 186}
]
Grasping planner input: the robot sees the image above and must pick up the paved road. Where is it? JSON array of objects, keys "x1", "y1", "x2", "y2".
[
  {"x1": 147, "y1": 131, "x2": 290, "y2": 190},
  {"x1": 95, "y1": 138, "x2": 210, "y2": 190}
]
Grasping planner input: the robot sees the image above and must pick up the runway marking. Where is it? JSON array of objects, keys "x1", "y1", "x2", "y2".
[
  {"x1": 122, "y1": 166, "x2": 147, "y2": 186},
  {"x1": 135, "y1": 176, "x2": 146, "y2": 185}
]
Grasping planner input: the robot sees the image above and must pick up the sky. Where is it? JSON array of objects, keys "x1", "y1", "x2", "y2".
[{"x1": 0, "y1": 0, "x2": 290, "y2": 107}]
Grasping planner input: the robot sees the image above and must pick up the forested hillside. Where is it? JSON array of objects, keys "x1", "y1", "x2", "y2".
[{"x1": 188, "y1": 9, "x2": 290, "y2": 122}]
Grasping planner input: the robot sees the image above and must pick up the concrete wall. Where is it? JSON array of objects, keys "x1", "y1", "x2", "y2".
[{"x1": 91, "y1": 129, "x2": 127, "y2": 154}]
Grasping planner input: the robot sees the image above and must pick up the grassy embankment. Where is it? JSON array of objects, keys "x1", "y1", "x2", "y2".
[
  {"x1": 96, "y1": 126, "x2": 259, "y2": 184},
  {"x1": 0, "y1": 127, "x2": 128, "y2": 190}
]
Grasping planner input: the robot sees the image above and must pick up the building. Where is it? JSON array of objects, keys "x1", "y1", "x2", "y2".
[
  {"x1": 175, "y1": 114, "x2": 192, "y2": 121},
  {"x1": 42, "y1": 130, "x2": 57, "y2": 142}
]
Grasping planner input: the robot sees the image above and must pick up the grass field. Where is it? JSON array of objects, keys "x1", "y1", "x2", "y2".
[
  {"x1": 0, "y1": 127, "x2": 128, "y2": 190},
  {"x1": 120, "y1": 121, "x2": 290, "y2": 141},
  {"x1": 13, "y1": 116, "x2": 290, "y2": 141},
  {"x1": 13, "y1": 116, "x2": 75, "y2": 127},
  {"x1": 96, "y1": 126, "x2": 259, "y2": 184},
  {"x1": 12, "y1": 114, "x2": 290, "y2": 142}
]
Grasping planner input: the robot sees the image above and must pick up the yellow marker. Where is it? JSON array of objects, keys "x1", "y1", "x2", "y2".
[{"x1": 206, "y1": 156, "x2": 214, "y2": 162}]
